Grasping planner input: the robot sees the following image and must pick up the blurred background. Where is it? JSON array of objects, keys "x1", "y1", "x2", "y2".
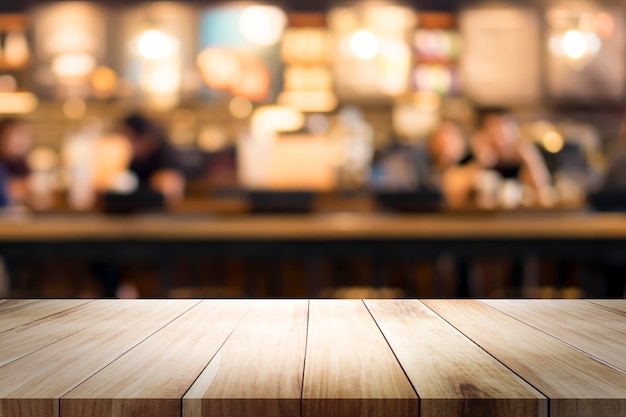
[{"x1": 0, "y1": 0, "x2": 624, "y2": 300}]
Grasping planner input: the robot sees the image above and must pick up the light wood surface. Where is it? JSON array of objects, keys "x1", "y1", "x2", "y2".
[
  {"x1": 483, "y1": 300, "x2": 626, "y2": 372},
  {"x1": 63, "y1": 300, "x2": 252, "y2": 417},
  {"x1": 424, "y1": 300, "x2": 626, "y2": 417},
  {"x1": 0, "y1": 300, "x2": 89, "y2": 333},
  {"x1": 0, "y1": 300, "x2": 197, "y2": 417},
  {"x1": 589, "y1": 299, "x2": 626, "y2": 313},
  {"x1": 302, "y1": 300, "x2": 418, "y2": 417},
  {"x1": 0, "y1": 299, "x2": 39, "y2": 313},
  {"x1": 2, "y1": 212, "x2": 626, "y2": 240},
  {"x1": 0, "y1": 301, "x2": 113, "y2": 368},
  {"x1": 365, "y1": 300, "x2": 546, "y2": 417},
  {"x1": 0, "y1": 299, "x2": 624, "y2": 417},
  {"x1": 184, "y1": 300, "x2": 308, "y2": 417}
]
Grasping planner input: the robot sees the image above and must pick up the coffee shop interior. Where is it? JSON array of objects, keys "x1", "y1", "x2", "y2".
[{"x1": 0, "y1": 0, "x2": 624, "y2": 300}]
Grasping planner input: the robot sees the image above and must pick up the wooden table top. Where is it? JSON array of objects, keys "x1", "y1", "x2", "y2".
[
  {"x1": 0, "y1": 299, "x2": 624, "y2": 417},
  {"x1": 1, "y1": 211, "x2": 626, "y2": 241}
]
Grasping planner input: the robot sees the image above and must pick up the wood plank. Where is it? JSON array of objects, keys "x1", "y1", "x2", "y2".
[
  {"x1": 424, "y1": 300, "x2": 626, "y2": 417},
  {"x1": 0, "y1": 299, "x2": 39, "y2": 313},
  {"x1": 0, "y1": 301, "x2": 135, "y2": 368},
  {"x1": 483, "y1": 300, "x2": 626, "y2": 372},
  {"x1": 0, "y1": 300, "x2": 89, "y2": 333},
  {"x1": 589, "y1": 299, "x2": 626, "y2": 313},
  {"x1": 0, "y1": 300, "x2": 198, "y2": 417},
  {"x1": 184, "y1": 300, "x2": 308, "y2": 417},
  {"x1": 365, "y1": 300, "x2": 546, "y2": 417},
  {"x1": 62, "y1": 300, "x2": 253, "y2": 417},
  {"x1": 302, "y1": 300, "x2": 417, "y2": 417}
]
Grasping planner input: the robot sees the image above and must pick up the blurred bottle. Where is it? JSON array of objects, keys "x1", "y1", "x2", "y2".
[
  {"x1": 63, "y1": 123, "x2": 102, "y2": 210},
  {"x1": 328, "y1": 107, "x2": 374, "y2": 190}
]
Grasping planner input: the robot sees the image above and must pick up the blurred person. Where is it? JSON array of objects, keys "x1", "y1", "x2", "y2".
[
  {"x1": 598, "y1": 117, "x2": 626, "y2": 297},
  {"x1": 427, "y1": 121, "x2": 481, "y2": 208},
  {"x1": 0, "y1": 117, "x2": 32, "y2": 205},
  {"x1": 424, "y1": 121, "x2": 485, "y2": 296},
  {"x1": 120, "y1": 114, "x2": 185, "y2": 205},
  {"x1": 93, "y1": 114, "x2": 185, "y2": 298},
  {"x1": 471, "y1": 110, "x2": 553, "y2": 296},
  {"x1": 0, "y1": 163, "x2": 9, "y2": 208},
  {"x1": 472, "y1": 110, "x2": 551, "y2": 194},
  {"x1": 602, "y1": 118, "x2": 626, "y2": 189}
]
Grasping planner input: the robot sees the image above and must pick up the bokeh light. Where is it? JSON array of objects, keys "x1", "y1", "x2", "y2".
[
  {"x1": 563, "y1": 30, "x2": 587, "y2": 59},
  {"x1": 51, "y1": 53, "x2": 97, "y2": 79},
  {"x1": 137, "y1": 29, "x2": 180, "y2": 60},
  {"x1": 251, "y1": 106, "x2": 305, "y2": 135},
  {"x1": 229, "y1": 97, "x2": 254, "y2": 119},
  {"x1": 543, "y1": 131, "x2": 565, "y2": 153},
  {"x1": 63, "y1": 97, "x2": 87, "y2": 119},
  {"x1": 239, "y1": 5, "x2": 287, "y2": 47},
  {"x1": 350, "y1": 30, "x2": 379, "y2": 60}
]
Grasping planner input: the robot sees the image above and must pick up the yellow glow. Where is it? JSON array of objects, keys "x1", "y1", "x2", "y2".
[
  {"x1": 63, "y1": 97, "x2": 87, "y2": 119},
  {"x1": 0, "y1": 93, "x2": 38, "y2": 114},
  {"x1": 543, "y1": 131, "x2": 564, "y2": 153},
  {"x1": 229, "y1": 97, "x2": 253, "y2": 119},
  {"x1": 4, "y1": 32, "x2": 30, "y2": 68},
  {"x1": 351, "y1": 30, "x2": 379, "y2": 60},
  {"x1": 277, "y1": 91, "x2": 338, "y2": 113},
  {"x1": 90, "y1": 66, "x2": 117, "y2": 97},
  {"x1": 251, "y1": 106, "x2": 305, "y2": 135},
  {"x1": 197, "y1": 48, "x2": 242, "y2": 90},
  {"x1": 51, "y1": 53, "x2": 96, "y2": 78},
  {"x1": 27, "y1": 147, "x2": 59, "y2": 172},
  {"x1": 198, "y1": 126, "x2": 228, "y2": 152},
  {"x1": 239, "y1": 5, "x2": 287, "y2": 47},
  {"x1": 137, "y1": 29, "x2": 179, "y2": 60},
  {"x1": 143, "y1": 63, "x2": 181, "y2": 95},
  {"x1": 562, "y1": 30, "x2": 587, "y2": 59},
  {"x1": 413, "y1": 91, "x2": 442, "y2": 112}
]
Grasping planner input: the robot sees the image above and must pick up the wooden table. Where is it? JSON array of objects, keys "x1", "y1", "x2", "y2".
[{"x1": 0, "y1": 299, "x2": 624, "y2": 417}]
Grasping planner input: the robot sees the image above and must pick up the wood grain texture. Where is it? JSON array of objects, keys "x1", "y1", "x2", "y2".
[
  {"x1": 0, "y1": 301, "x2": 122, "y2": 368},
  {"x1": 365, "y1": 300, "x2": 546, "y2": 417},
  {"x1": 424, "y1": 300, "x2": 626, "y2": 417},
  {"x1": 184, "y1": 300, "x2": 308, "y2": 417},
  {"x1": 0, "y1": 300, "x2": 197, "y2": 417},
  {"x1": 483, "y1": 300, "x2": 626, "y2": 372},
  {"x1": 63, "y1": 300, "x2": 253, "y2": 417},
  {"x1": 302, "y1": 300, "x2": 417, "y2": 417},
  {"x1": 0, "y1": 300, "x2": 89, "y2": 333},
  {"x1": 0, "y1": 299, "x2": 39, "y2": 313},
  {"x1": 589, "y1": 299, "x2": 626, "y2": 313}
]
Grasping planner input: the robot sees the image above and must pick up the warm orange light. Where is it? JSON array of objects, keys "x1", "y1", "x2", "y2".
[
  {"x1": 230, "y1": 62, "x2": 271, "y2": 102},
  {"x1": 197, "y1": 48, "x2": 242, "y2": 90}
]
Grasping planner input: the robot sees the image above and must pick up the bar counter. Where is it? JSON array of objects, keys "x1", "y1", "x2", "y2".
[
  {"x1": 1, "y1": 211, "x2": 626, "y2": 240},
  {"x1": 0, "y1": 299, "x2": 624, "y2": 417}
]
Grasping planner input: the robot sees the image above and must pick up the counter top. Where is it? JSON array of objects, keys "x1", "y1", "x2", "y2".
[
  {"x1": 1, "y1": 211, "x2": 626, "y2": 241},
  {"x1": 0, "y1": 299, "x2": 624, "y2": 417}
]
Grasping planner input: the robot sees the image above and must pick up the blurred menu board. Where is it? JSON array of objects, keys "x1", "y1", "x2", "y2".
[
  {"x1": 278, "y1": 14, "x2": 337, "y2": 113},
  {"x1": 546, "y1": 4, "x2": 625, "y2": 102},
  {"x1": 413, "y1": 13, "x2": 461, "y2": 96},
  {"x1": 32, "y1": 2, "x2": 106, "y2": 98},
  {"x1": 459, "y1": 5, "x2": 541, "y2": 106}
]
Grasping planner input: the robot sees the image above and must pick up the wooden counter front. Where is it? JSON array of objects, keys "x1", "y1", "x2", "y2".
[{"x1": 0, "y1": 299, "x2": 624, "y2": 417}]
